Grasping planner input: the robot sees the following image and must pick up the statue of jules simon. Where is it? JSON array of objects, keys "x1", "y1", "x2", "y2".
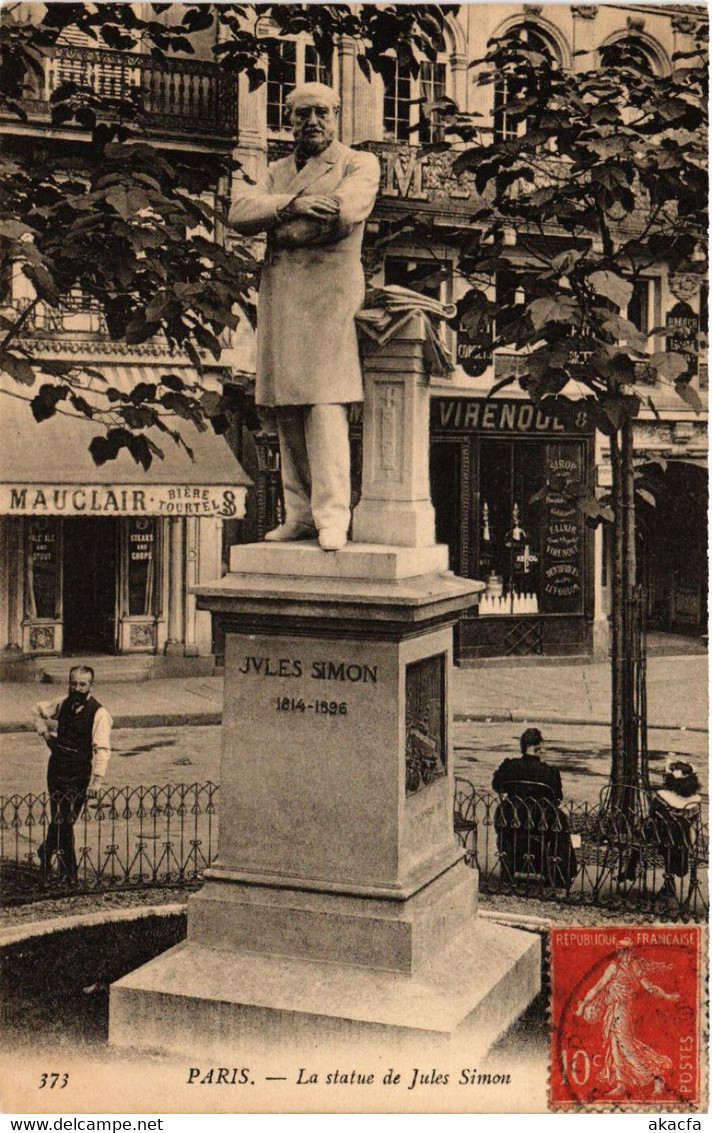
[{"x1": 229, "y1": 82, "x2": 380, "y2": 551}]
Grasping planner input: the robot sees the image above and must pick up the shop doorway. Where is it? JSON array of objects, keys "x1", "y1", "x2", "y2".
[
  {"x1": 637, "y1": 462, "x2": 708, "y2": 636},
  {"x1": 62, "y1": 517, "x2": 119, "y2": 654}
]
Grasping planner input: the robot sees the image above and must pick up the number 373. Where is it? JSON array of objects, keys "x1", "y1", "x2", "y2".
[{"x1": 39, "y1": 1072, "x2": 69, "y2": 1089}]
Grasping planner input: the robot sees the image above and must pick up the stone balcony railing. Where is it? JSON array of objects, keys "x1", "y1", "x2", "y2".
[{"x1": 7, "y1": 44, "x2": 237, "y2": 140}]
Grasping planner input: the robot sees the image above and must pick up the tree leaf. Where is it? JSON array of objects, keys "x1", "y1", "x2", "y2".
[
  {"x1": 0, "y1": 219, "x2": 36, "y2": 241},
  {"x1": 120, "y1": 405, "x2": 156, "y2": 430},
  {"x1": 126, "y1": 433, "x2": 153, "y2": 471},
  {"x1": 184, "y1": 340, "x2": 203, "y2": 373},
  {"x1": 0, "y1": 351, "x2": 35, "y2": 385},
  {"x1": 30, "y1": 383, "x2": 70, "y2": 422},
  {"x1": 528, "y1": 295, "x2": 578, "y2": 331},
  {"x1": 588, "y1": 271, "x2": 633, "y2": 310},
  {"x1": 649, "y1": 352, "x2": 692, "y2": 382},
  {"x1": 200, "y1": 390, "x2": 223, "y2": 416},
  {"x1": 674, "y1": 382, "x2": 703, "y2": 413},
  {"x1": 160, "y1": 372, "x2": 186, "y2": 392},
  {"x1": 105, "y1": 186, "x2": 132, "y2": 221},
  {"x1": 21, "y1": 263, "x2": 60, "y2": 306},
  {"x1": 192, "y1": 322, "x2": 223, "y2": 360},
  {"x1": 39, "y1": 360, "x2": 74, "y2": 377},
  {"x1": 69, "y1": 394, "x2": 94, "y2": 418}
]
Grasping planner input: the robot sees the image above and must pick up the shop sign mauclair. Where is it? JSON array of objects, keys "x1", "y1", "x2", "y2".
[{"x1": 2, "y1": 484, "x2": 243, "y2": 517}]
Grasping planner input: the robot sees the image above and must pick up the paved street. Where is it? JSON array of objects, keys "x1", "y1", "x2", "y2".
[
  {"x1": 0, "y1": 653, "x2": 707, "y2": 733},
  {"x1": 453, "y1": 654, "x2": 708, "y2": 732},
  {"x1": 1, "y1": 651, "x2": 706, "y2": 807},
  {"x1": 2, "y1": 718, "x2": 707, "y2": 810},
  {"x1": 454, "y1": 720, "x2": 709, "y2": 807}
]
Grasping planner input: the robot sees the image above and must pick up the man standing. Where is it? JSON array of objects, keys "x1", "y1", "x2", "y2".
[
  {"x1": 34, "y1": 665, "x2": 112, "y2": 882},
  {"x1": 229, "y1": 82, "x2": 380, "y2": 551}
]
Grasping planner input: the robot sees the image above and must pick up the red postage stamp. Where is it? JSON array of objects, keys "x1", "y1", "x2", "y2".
[{"x1": 550, "y1": 925, "x2": 703, "y2": 1109}]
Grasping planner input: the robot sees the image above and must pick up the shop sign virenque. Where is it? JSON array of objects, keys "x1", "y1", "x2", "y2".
[
  {"x1": 1, "y1": 484, "x2": 245, "y2": 517},
  {"x1": 431, "y1": 398, "x2": 593, "y2": 434}
]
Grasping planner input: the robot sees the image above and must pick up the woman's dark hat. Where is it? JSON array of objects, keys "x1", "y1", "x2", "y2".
[{"x1": 520, "y1": 727, "x2": 543, "y2": 754}]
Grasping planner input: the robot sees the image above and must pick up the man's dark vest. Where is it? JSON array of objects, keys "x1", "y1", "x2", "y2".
[{"x1": 56, "y1": 696, "x2": 101, "y2": 766}]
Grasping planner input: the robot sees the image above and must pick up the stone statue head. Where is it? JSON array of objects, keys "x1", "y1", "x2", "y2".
[{"x1": 287, "y1": 82, "x2": 340, "y2": 154}]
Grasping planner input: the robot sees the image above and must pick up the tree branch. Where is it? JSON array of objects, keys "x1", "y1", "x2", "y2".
[{"x1": 0, "y1": 297, "x2": 40, "y2": 350}]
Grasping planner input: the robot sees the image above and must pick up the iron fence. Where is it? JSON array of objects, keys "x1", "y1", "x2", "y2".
[
  {"x1": 1, "y1": 779, "x2": 708, "y2": 921},
  {"x1": 1, "y1": 783, "x2": 217, "y2": 906},
  {"x1": 454, "y1": 777, "x2": 708, "y2": 922}
]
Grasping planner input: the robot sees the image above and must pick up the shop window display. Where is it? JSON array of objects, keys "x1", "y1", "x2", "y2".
[
  {"x1": 478, "y1": 439, "x2": 586, "y2": 616},
  {"x1": 25, "y1": 517, "x2": 61, "y2": 620},
  {"x1": 125, "y1": 517, "x2": 158, "y2": 617}
]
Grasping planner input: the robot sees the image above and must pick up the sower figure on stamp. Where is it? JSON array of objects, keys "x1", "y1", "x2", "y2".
[
  {"x1": 34, "y1": 666, "x2": 112, "y2": 883},
  {"x1": 574, "y1": 939, "x2": 678, "y2": 1098},
  {"x1": 229, "y1": 82, "x2": 380, "y2": 551}
]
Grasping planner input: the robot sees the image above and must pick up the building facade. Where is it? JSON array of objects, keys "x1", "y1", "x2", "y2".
[
  {"x1": 0, "y1": 8, "x2": 250, "y2": 679},
  {"x1": 0, "y1": 3, "x2": 706, "y2": 673}
]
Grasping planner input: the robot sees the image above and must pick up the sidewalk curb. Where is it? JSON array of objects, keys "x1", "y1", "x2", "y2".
[
  {"x1": 0, "y1": 712, "x2": 222, "y2": 734},
  {"x1": 454, "y1": 712, "x2": 709, "y2": 733},
  {"x1": 0, "y1": 903, "x2": 186, "y2": 948},
  {"x1": 0, "y1": 712, "x2": 706, "y2": 734}
]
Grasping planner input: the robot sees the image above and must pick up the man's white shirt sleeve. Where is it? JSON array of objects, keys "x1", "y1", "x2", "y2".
[
  {"x1": 92, "y1": 707, "x2": 113, "y2": 778},
  {"x1": 33, "y1": 698, "x2": 61, "y2": 738}
]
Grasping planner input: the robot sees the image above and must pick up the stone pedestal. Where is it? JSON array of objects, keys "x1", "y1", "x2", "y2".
[
  {"x1": 110, "y1": 544, "x2": 540, "y2": 1058},
  {"x1": 352, "y1": 313, "x2": 436, "y2": 548},
  {"x1": 110, "y1": 316, "x2": 539, "y2": 1059}
]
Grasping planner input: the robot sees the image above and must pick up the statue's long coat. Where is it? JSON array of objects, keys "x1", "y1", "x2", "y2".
[{"x1": 229, "y1": 140, "x2": 380, "y2": 407}]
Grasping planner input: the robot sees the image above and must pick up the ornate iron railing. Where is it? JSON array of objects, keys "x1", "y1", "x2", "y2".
[
  {"x1": 454, "y1": 776, "x2": 708, "y2": 922},
  {"x1": 12, "y1": 45, "x2": 237, "y2": 138},
  {"x1": 1, "y1": 782, "x2": 218, "y2": 906},
  {"x1": 1, "y1": 779, "x2": 707, "y2": 920}
]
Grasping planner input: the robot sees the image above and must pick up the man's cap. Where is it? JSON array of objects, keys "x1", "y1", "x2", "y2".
[
  {"x1": 286, "y1": 82, "x2": 340, "y2": 112},
  {"x1": 520, "y1": 727, "x2": 543, "y2": 753}
]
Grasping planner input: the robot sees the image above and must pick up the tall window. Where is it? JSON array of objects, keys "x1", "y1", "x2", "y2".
[
  {"x1": 600, "y1": 36, "x2": 657, "y2": 76},
  {"x1": 384, "y1": 256, "x2": 446, "y2": 299},
  {"x1": 420, "y1": 61, "x2": 447, "y2": 143},
  {"x1": 266, "y1": 40, "x2": 332, "y2": 132},
  {"x1": 124, "y1": 518, "x2": 159, "y2": 618},
  {"x1": 493, "y1": 26, "x2": 558, "y2": 143},
  {"x1": 383, "y1": 60, "x2": 448, "y2": 143},
  {"x1": 25, "y1": 519, "x2": 61, "y2": 621},
  {"x1": 627, "y1": 278, "x2": 651, "y2": 334}
]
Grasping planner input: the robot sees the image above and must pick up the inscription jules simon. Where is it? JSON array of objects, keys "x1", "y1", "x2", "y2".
[{"x1": 237, "y1": 655, "x2": 378, "y2": 683}]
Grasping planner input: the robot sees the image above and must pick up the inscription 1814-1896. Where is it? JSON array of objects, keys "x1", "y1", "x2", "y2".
[{"x1": 405, "y1": 654, "x2": 446, "y2": 795}]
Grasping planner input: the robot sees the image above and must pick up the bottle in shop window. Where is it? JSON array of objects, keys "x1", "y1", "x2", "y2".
[
  {"x1": 481, "y1": 501, "x2": 492, "y2": 570},
  {"x1": 505, "y1": 502, "x2": 526, "y2": 546}
]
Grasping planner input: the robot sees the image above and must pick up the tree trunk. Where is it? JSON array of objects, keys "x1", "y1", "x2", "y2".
[
  {"x1": 621, "y1": 420, "x2": 638, "y2": 795},
  {"x1": 619, "y1": 419, "x2": 639, "y2": 815},
  {"x1": 609, "y1": 431, "x2": 626, "y2": 807},
  {"x1": 609, "y1": 421, "x2": 640, "y2": 819}
]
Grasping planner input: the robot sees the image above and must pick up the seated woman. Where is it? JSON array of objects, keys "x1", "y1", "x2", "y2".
[
  {"x1": 647, "y1": 759, "x2": 702, "y2": 897},
  {"x1": 492, "y1": 728, "x2": 577, "y2": 889}
]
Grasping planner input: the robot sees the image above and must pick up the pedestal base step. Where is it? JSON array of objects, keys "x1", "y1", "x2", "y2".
[
  {"x1": 109, "y1": 917, "x2": 540, "y2": 1060},
  {"x1": 229, "y1": 541, "x2": 449, "y2": 581}
]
